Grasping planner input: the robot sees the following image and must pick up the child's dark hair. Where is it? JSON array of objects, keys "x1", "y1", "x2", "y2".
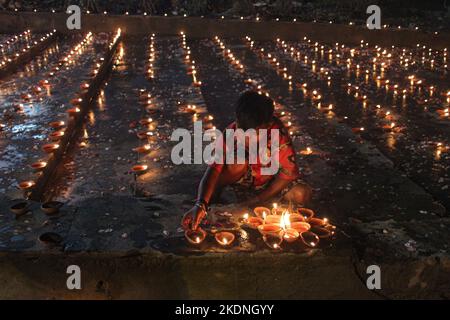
[{"x1": 235, "y1": 91, "x2": 274, "y2": 130}]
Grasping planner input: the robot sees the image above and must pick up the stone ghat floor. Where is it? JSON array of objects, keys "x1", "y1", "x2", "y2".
[{"x1": 0, "y1": 36, "x2": 449, "y2": 299}]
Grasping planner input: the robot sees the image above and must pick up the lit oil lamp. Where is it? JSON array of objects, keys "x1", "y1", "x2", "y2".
[
  {"x1": 49, "y1": 121, "x2": 65, "y2": 129},
  {"x1": 291, "y1": 222, "x2": 311, "y2": 233},
  {"x1": 262, "y1": 234, "x2": 283, "y2": 250},
  {"x1": 136, "y1": 131, "x2": 154, "y2": 139},
  {"x1": 300, "y1": 231, "x2": 320, "y2": 248},
  {"x1": 265, "y1": 215, "x2": 282, "y2": 224},
  {"x1": 19, "y1": 180, "x2": 35, "y2": 190},
  {"x1": 131, "y1": 164, "x2": 148, "y2": 173},
  {"x1": 308, "y1": 217, "x2": 329, "y2": 227},
  {"x1": 289, "y1": 213, "x2": 305, "y2": 222},
  {"x1": 257, "y1": 223, "x2": 282, "y2": 237},
  {"x1": 133, "y1": 144, "x2": 151, "y2": 154},
  {"x1": 243, "y1": 216, "x2": 264, "y2": 229},
  {"x1": 185, "y1": 228, "x2": 207, "y2": 245},
  {"x1": 283, "y1": 228, "x2": 300, "y2": 243},
  {"x1": 67, "y1": 107, "x2": 81, "y2": 115},
  {"x1": 297, "y1": 208, "x2": 315, "y2": 220},
  {"x1": 300, "y1": 147, "x2": 313, "y2": 155},
  {"x1": 215, "y1": 231, "x2": 235, "y2": 247},
  {"x1": 21, "y1": 93, "x2": 32, "y2": 101},
  {"x1": 70, "y1": 97, "x2": 83, "y2": 105},
  {"x1": 139, "y1": 118, "x2": 153, "y2": 125},
  {"x1": 253, "y1": 206, "x2": 270, "y2": 219},
  {"x1": 31, "y1": 161, "x2": 47, "y2": 170},
  {"x1": 42, "y1": 143, "x2": 59, "y2": 153},
  {"x1": 49, "y1": 130, "x2": 65, "y2": 141}
]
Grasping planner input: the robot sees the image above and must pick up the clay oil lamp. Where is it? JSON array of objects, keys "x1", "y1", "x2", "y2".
[
  {"x1": 300, "y1": 147, "x2": 314, "y2": 155},
  {"x1": 139, "y1": 117, "x2": 153, "y2": 126},
  {"x1": 38, "y1": 79, "x2": 50, "y2": 87},
  {"x1": 254, "y1": 206, "x2": 270, "y2": 219},
  {"x1": 38, "y1": 232, "x2": 63, "y2": 247},
  {"x1": 280, "y1": 211, "x2": 300, "y2": 243},
  {"x1": 352, "y1": 127, "x2": 365, "y2": 133},
  {"x1": 10, "y1": 201, "x2": 30, "y2": 216},
  {"x1": 265, "y1": 215, "x2": 281, "y2": 224},
  {"x1": 185, "y1": 228, "x2": 207, "y2": 245},
  {"x1": 298, "y1": 208, "x2": 315, "y2": 221},
  {"x1": 193, "y1": 81, "x2": 202, "y2": 87},
  {"x1": 310, "y1": 226, "x2": 333, "y2": 239},
  {"x1": 243, "y1": 216, "x2": 264, "y2": 229},
  {"x1": 271, "y1": 203, "x2": 285, "y2": 215},
  {"x1": 300, "y1": 231, "x2": 320, "y2": 248},
  {"x1": 215, "y1": 231, "x2": 235, "y2": 247},
  {"x1": 289, "y1": 213, "x2": 305, "y2": 222},
  {"x1": 49, "y1": 120, "x2": 65, "y2": 129},
  {"x1": 19, "y1": 180, "x2": 35, "y2": 190},
  {"x1": 131, "y1": 164, "x2": 148, "y2": 173},
  {"x1": 32, "y1": 86, "x2": 43, "y2": 94},
  {"x1": 42, "y1": 143, "x2": 59, "y2": 153},
  {"x1": 80, "y1": 83, "x2": 90, "y2": 90},
  {"x1": 67, "y1": 107, "x2": 81, "y2": 116},
  {"x1": 31, "y1": 161, "x2": 47, "y2": 170},
  {"x1": 291, "y1": 221, "x2": 311, "y2": 233},
  {"x1": 257, "y1": 223, "x2": 282, "y2": 237},
  {"x1": 308, "y1": 217, "x2": 328, "y2": 227},
  {"x1": 21, "y1": 93, "x2": 32, "y2": 101},
  {"x1": 136, "y1": 131, "x2": 154, "y2": 140},
  {"x1": 49, "y1": 130, "x2": 65, "y2": 141},
  {"x1": 283, "y1": 228, "x2": 300, "y2": 243},
  {"x1": 41, "y1": 201, "x2": 63, "y2": 216},
  {"x1": 70, "y1": 97, "x2": 83, "y2": 106},
  {"x1": 262, "y1": 234, "x2": 283, "y2": 250},
  {"x1": 133, "y1": 144, "x2": 151, "y2": 154}
]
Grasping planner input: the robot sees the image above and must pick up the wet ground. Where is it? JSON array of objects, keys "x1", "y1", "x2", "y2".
[{"x1": 0, "y1": 33, "x2": 449, "y2": 298}]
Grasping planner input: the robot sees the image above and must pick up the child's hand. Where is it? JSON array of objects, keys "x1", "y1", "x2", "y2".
[{"x1": 181, "y1": 205, "x2": 206, "y2": 231}]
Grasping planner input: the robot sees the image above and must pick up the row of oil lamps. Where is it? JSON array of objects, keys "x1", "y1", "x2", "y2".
[
  {"x1": 14, "y1": 9, "x2": 447, "y2": 33},
  {"x1": 0, "y1": 31, "x2": 56, "y2": 69},
  {"x1": 131, "y1": 34, "x2": 158, "y2": 174},
  {"x1": 185, "y1": 204, "x2": 335, "y2": 250},
  {"x1": 18, "y1": 30, "x2": 122, "y2": 192},
  {"x1": 180, "y1": 32, "x2": 215, "y2": 128}
]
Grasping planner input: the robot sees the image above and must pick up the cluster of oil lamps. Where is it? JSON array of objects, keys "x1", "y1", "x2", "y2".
[
  {"x1": 0, "y1": 30, "x2": 55, "y2": 69},
  {"x1": 180, "y1": 32, "x2": 202, "y2": 88},
  {"x1": 185, "y1": 203, "x2": 335, "y2": 250},
  {"x1": 18, "y1": 30, "x2": 121, "y2": 192},
  {"x1": 297, "y1": 38, "x2": 448, "y2": 135},
  {"x1": 132, "y1": 34, "x2": 158, "y2": 175}
]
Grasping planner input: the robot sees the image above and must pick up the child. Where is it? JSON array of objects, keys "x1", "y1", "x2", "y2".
[{"x1": 182, "y1": 91, "x2": 312, "y2": 231}]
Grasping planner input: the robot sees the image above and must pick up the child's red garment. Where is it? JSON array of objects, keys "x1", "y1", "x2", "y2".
[{"x1": 209, "y1": 117, "x2": 299, "y2": 187}]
